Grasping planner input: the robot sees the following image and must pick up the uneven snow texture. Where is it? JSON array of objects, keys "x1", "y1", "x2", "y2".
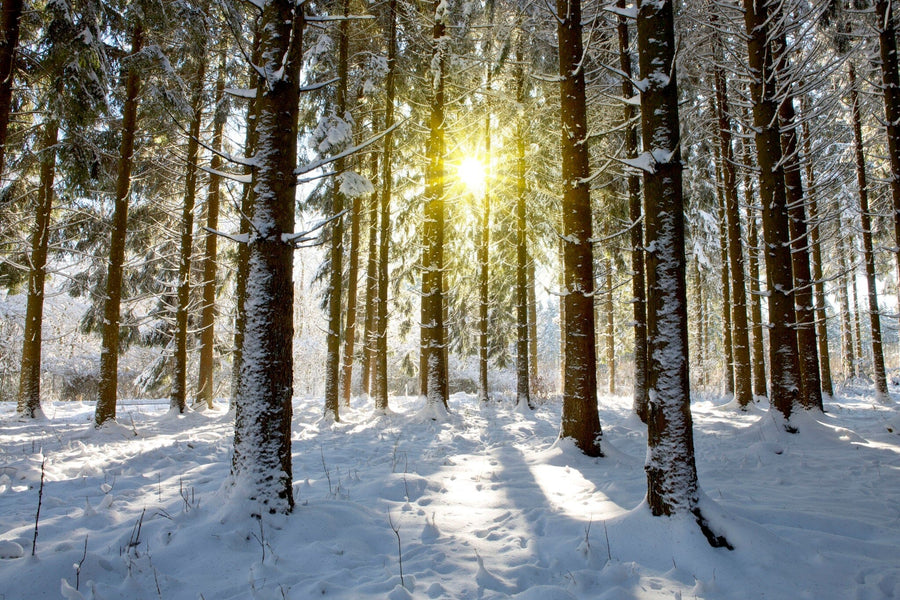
[{"x1": 0, "y1": 388, "x2": 898, "y2": 599}]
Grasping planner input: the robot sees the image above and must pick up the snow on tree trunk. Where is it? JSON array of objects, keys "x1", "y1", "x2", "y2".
[
  {"x1": 637, "y1": 0, "x2": 699, "y2": 517},
  {"x1": 556, "y1": 0, "x2": 601, "y2": 456},
  {"x1": 95, "y1": 22, "x2": 143, "y2": 428},
  {"x1": 230, "y1": 1, "x2": 304, "y2": 514}
]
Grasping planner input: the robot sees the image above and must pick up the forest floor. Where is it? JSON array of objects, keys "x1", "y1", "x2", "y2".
[{"x1": 0, "y1": 385, "x2": 898, "y2": 599}]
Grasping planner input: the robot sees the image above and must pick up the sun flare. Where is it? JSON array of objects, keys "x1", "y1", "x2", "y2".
[{"x1": 457, "y1": 156, "x2": 486, "y2": 195}]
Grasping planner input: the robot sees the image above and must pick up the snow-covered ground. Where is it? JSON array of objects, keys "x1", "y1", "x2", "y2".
[{"x1": 0, "y1": 388, "x2": 898, "y2": 599}]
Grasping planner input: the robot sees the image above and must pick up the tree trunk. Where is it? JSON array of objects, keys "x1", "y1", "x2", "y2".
[
  {"x1": 171, "y1": 46, "x2": 207, "y2": 414},
  {"x1": 799, "y1": 94, "x2": 833, "y2": 399},
  {"x1": 196, "y1": 49, "x2": 227, "y2": 410},
  {"x1": 713, "y1": 153, "x2": 734, "y2": 396},
  {"x1": 231, "y1": 1, "x2": 303, "y2": 514},
  {"x1": 618, "y1": 1, "x2": 648, "y2": 420},
  {"x1": 420, "y1": 0, "x2": 449, "y2": 410},
  {"x1": 527, "y1": 258, "x2": 538, "y2": 393},
  {"x1": 740, "y1": 121, "x2": 767, "y2": 399},
  {"x1": 741, "y1": 0, "x2": 802, "y2": 427},
  {"x1": 324, "y1": 0, "x2": 351, "y2": 421},
  {"x1": 638, "y1": 1, "x2": 722, "y2": 544},
  {"x1": 16, "y1": 120, "x2": 58, "y2": 418},
  {"x1": 361, "y1": 151, "x2": 379, "y2": 401},
  {"x1": 0, "y1": 0, "x2": 23, "y2": 178},
  {"x1": 557, "y1": 0, "x2": 601, "y2": 456},
  {"x1": 374, "y1": 0, "x2": 397, "y2": 412},
  {"x1": 693, "y1": 261, "x2": 705, "y2": 388},
  {"x1": 515, "y1": 29, "x2": 531, "y2": 409},
  {"x1": 837, "y1": 222, "x2": 856, "y2": 379},
  {"x1": 604, "y1": 254, "x2": 615, "y2": 395},
  {"x1": 713, "y1": 67, "x2": 752, "y2": 408},
  {"x1": 776, "y1": 86, "x2": 823, "y2": 412},
  {"x1": 849, "y1": 64, "x2": 890, "y2": 401},
  {"x1": 875, "y1": 0, "x2": 900, "y2": 323},
  {"x1": 95, "y1": 23, "x2": 143, "y2": 427},
  {"x1": 231, "y1": 27, "x2": 262, "y2": 404},
  {"x1": 340, "y1": 192, "x2": 362, "y2": 407}
]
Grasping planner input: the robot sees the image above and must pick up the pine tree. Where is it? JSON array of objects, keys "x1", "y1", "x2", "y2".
[
  {"x1": 230, "y1": 0, "x2": 304, "y2": 513},
  {"x1": 556, "y1": 0, "x2": 601, "y2": 456}
]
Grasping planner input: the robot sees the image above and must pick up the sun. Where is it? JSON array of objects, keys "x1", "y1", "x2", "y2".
[{"x1": 457, "y1": 156, "x2": 486, "y2": 195}]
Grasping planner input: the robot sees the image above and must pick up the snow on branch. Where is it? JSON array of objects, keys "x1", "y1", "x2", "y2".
[{"x1": 294, "y1": 119, "x2": 405, "y2": 177}]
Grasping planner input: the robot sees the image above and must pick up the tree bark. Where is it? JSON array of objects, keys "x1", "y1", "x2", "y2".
[
  {"x1": 171, "y1": 45, "x2": 207, "y2": 414},
  {"x1": 849, "y1": 64, "x2": 890, "y2": 401},
  {"x1": 231, "y1": 1, "x2": 303, "y2": 514},
  {"x1": 16, "y1": 120, "x2": 58, "y2": 418},
  {"x1": 95, "y1": 23, "x2": 143, "y2": 427},
  {"x1": 713, "y1": 151, "x2": 734, "y2": 396},
  {"x1": 799, "y1": 94, "x2": 833, "y2": 399},
  {"x1": 515, "y1": 28, "x2": 531, "y2": 409},
  {"x1": 638, "y1": 0, "x2": 720, "y2": 542},
  {"x1": 231, "y1": 27, "x2": 262, "y2": 404},
  {"x1": 741, "y1": 0, "x2": 802, "y2": 427},
  {"x1": 739, "y1": 118, "x2": 767, "y2": 399},
  {"x1": 0, "y1": 0, "x2": 23, "y2": 178},
  {"x1": 837, "y1": 220, "x2": 856, "y2": 379},
  {"x1": 361, "y1": 151, "x2": 379, "y2": 401},
  {"x1": 196, "y1": 48, "x2": 227, "y2": 410},
  {"x1": 557, "y1": 0, "x2": 601, "y2": 456},
  {"x1": 340, "y1": 191, "x2": 362, "y2": 407},
  {"x1": 324, "y1": 0, "x2": 351, "y2": 421},
  {"x1": 713, "y1": 67, "x2": 752, "y2": 408},
  {"x1": 875, "y1": 0, "x2": 900, "y2": 320},
  {"x1": 374, "y1": 0, "x2": 397, "y2": 412},
  {"x1": 618, "y1": 2, "x2": 648, "y2": 420}
]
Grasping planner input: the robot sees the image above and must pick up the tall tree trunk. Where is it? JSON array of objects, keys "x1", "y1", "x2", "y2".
[
  {"x1": 231, "y1": 1, "x2": 303, "y2": 514},
  {"x1": 618, "y1": 1, "x2": 648, "y2": 420},
  {"x1": 420, "y1": 0, "x2": 449, "y2": 410},
  {"x1": 557, "y1": 0, "x2": 601, "y2": 456},
  {"x1": 527, "y1": 258, "x2": 538, "y2": 393},
  {"x1": 740, "y1": 121, "x2": 767, "y2": 399},
  {"x1": 851, "y1": 242, "x2": 865, "y2": 373},
  {"x1": 95, "y1": 23, "x2": 143, "y2": 427},
  {"x1": 558, "y1": 236, "x2": 565, "y2": 394},
  {"x1": 324, "y1": 0, "x2": 351, "y2": 421},
  {"x1": 171, "y1": 46, "x2": 208, "y2": 414},
  {"x1": 0, "y1": 0, "x2": 23, "y2": 178},
  {"x1": 693, "y1": 261, "x2": 705, "y2": 388},
  {"x1": 849, "y1": 64, "x2": 890, "y2": 401},
  {"x1": 232, "y1": 27, "x2": 262, "y2": 404},
  {"x1": 799, "y1": 94, "x2": 833, "y2": 399},
  {"x1": 340, "y1": 192, "x2": 362, "y2": 407},
  {"x1": 638, "y1": 1, "x2": 724, "y2": 546},
  {"x1": 741, "y1": 0, "x2": 802, "y2": 427},
  {"x1": 604, "y1": 254, "x2": 615, "y2": 395},
  {"x1": 16, "y1": 120, "x2": 58, "y2": 418},
  {"x1": 713, "y1": 67, "x2": 752, "y2": 408},
  {"x1": 515, "y1": 29, "x2": 531, "y2": 409},
  {"x1": 477, "y1": 12, "x2": 494, "y2": 403},
  {"x1": 837, "y1": 220, "x2": 856, "y2": 379},
  {"x1": 776, "y1": 83, "x2": 823, "y2": 411},
  {"x1": 361, "y1": 151, "x2": 379, "y2": 401},
  {"x1": 374, "y1": 0, "x2": 397, "y2": 412},
  {"x1": 196, "y1": 48, "x2": 227, "y2": 410},
  {"x1": 875, "y1": 0, "x2": 900, "y2": 321},
  {"x1": 713, "y1": 151, "x2": 734, "y2": 396}
]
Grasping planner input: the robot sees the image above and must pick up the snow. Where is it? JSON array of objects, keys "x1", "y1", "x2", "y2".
[{"x1": 0, "y1": 390, "x2": 898, "y2": 599}]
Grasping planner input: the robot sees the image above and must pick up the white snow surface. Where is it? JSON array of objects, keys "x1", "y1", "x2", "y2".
[{"x1": 0, "y1": 389, "x2": 898, "y2": 599}]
